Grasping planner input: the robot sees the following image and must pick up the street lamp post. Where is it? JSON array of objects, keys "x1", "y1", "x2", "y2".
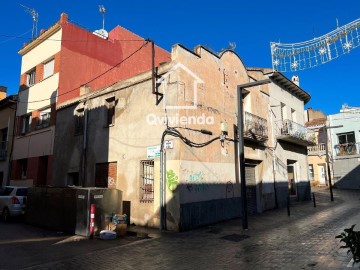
[
  {"x1": 237, "y1": 79, "x2": 271, "y2": 230},
  {"x1": 324, "y1": 125, "x2": 343, "y2": 202}
]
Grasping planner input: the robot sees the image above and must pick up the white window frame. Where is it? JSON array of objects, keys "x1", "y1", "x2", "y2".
[
  {"x1": 26, "y1": 69, "x2": 36, "y2": 86},
  {"x1": 43, "y1": 59, "x2": 55, "y2": 79}
]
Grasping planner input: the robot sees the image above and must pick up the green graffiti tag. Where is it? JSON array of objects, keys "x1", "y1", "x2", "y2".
[{"x1": 166, "y1": 169, "x2": 178, "y2": 192}]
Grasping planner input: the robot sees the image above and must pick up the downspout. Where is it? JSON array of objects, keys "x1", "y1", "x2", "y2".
[
  {"x1": 82, "y1": 100, "x2": 89, "y2": 187},
  {"x1": 7, "y1": 96, "x2": 18, "y2": 186}
]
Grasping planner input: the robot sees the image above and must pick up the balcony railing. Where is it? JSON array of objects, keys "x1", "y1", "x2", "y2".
[
  {"x1": 276, "y1": 119, "x2": 315, "y2": 146},
  {"x1": 335, "y1": 142, "x2": 360, "y2": 156},
  {"x1": 0, "y1": 141, "x2": 8, "y2": 161},
  {"x1": 308, "y1": 143, "x2": 326, "y2": 155},
  {"x1": 244, "y1": 112, "x2": 268, "y2": 142}
]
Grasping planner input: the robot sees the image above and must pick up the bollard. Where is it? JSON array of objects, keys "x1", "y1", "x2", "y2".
[
  {"x1": 287, "y1": 195, "x2": 290, "y2": 216},
  {"x1": 312, "y1": 192, "x2": 316, "y2": 208}
]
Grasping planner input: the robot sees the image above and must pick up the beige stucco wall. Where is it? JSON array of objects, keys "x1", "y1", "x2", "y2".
[
  {"x1": 13, "y1": 126, "x2": 55, "y2": 160},
  {"x1": 53, "y1": 45, "x2": 311, "y2": 230},
  {"x1": 17, "y1": 73, "x2": 58, "y2": 115},
  {"x1": 21, "y1": 30, "x2": 62, "y2": 74}
]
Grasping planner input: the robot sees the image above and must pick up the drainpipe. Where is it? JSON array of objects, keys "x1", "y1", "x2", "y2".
[
  {"x1": 82, "y1": 101, "x2": 89, "y2": 187},
  {"x1": 159, "y1": 131, "x2": 167, "y2": 231},
  {"x1": 151, "y1": 40, "x2": 156, "y2": 95},
  {"x1": 7, "y1": 96, "x2": 18, "y2": 186}
]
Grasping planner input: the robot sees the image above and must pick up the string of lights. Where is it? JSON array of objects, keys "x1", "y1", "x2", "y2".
[{"x1": 271, "y1": 18, "x2": 360, "y2": 72}]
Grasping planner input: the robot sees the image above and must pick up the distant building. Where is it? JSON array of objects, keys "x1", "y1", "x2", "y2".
[
  {"x1": 328, "y1": 105, "x2": 360, "y2": 189},
  {"x1": 0, "y1": 86, "x2": 17, "y2": 186},
  {"x1": 11, "y1": 13, "x2": 170, "y2": 186},
  {"x1": 305, "y1": 108, "x2": 328, "y2": 186},
  {"x1": 53, "y1": 44, "x2": 313, "y2": 230}
]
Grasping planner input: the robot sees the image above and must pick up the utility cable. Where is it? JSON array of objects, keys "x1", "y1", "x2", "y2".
[{"x1": 17, "y1": 41, "x2": 149, "y2": 104}]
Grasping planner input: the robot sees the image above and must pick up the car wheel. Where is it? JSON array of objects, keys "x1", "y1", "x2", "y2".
[{"x1": 2, "y1": 208, "x2": 10, "y2": 222}]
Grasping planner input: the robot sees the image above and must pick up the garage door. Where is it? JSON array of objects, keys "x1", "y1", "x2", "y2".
[{"x1": 245, "y1": 165, "x2": 257, "y2": 215}]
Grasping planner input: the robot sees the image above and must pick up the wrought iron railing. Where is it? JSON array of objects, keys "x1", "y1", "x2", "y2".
[
  {"x1": 335, "y1": 142, "x2": 360, "y2": 156},
  {"x1": 308, "y1": 143, "x2": 326, "y2": 154},
  {"x1": 278, "y1": 119, "x2": 309, "y2": 140},
  {"x1": 244, "y1": 112, "x2": 268, "y2": 140}
]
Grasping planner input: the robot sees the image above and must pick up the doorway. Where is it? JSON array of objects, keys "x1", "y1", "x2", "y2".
[
  {"x1": 318, "y1": 164, "x2": 326, "y2": 185},
  {"x1": 287, "y1": 160, "x2": 297, "y2": 196}
]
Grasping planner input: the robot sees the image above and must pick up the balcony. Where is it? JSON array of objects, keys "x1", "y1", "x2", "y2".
[
  {"x1": 244, "y1": 112, "x2": 268, "y2": 142},
  {"x1": 276, "y1": 119, "x2": 315, "y2": 147},
  {"x1": 308, "y1": 143, "x2": 326, "y2": 156},
  {"x1": 335, "y1": 142, "x2": 360, "y2": 156},
  {"x1": 0, "y1": 141, "x2": 7, "y2": 161}
]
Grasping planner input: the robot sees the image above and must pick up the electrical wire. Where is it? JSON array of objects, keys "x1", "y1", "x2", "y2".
[
  {"x1": 17, "y1": 41, "x2": 149, "y2": 104},
  {"x1": 0, "y1": 29, "x2": 32, "y2": 45},
  {"x1": 0, "y1": 33, "x2": 145, "y2": 42}
]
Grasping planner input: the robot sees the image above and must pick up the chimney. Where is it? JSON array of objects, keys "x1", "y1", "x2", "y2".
[
  {"x1": 80, "y1": 85, "x2": 92, "y2": 96},
  {"x1": 0, "y1": 86, "x2": 7, "y2": 101},
  {"x1": 291, "y1": 75, "x2": 300, "y2": 86},
  {"x1": 60, "y1": 13, "x2": 68, "y2": 24}
]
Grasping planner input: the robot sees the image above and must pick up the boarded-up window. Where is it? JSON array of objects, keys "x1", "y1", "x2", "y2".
[
  {"x1": 95, "y1": 162, "x2": 117, "y2": 188},
  {"x1": 74, "y1": 108, "x2": 84, "y2": 135},
  {"x1": 105, "y1": 97, "x2": 116, "y2": 126}
]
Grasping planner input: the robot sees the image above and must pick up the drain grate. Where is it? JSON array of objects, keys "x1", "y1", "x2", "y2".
[{"x1": 220, "y1": 234, "x2": 250, "y2": 242}]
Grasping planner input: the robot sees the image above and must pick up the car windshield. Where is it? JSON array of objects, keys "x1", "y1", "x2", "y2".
[{"x1": 16, "y1": 188, "x2": 28, "y2": 196}]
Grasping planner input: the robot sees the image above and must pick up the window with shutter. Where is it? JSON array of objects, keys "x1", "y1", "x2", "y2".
[{"x1": 43, "y1": 59, "x2": 54, "y2": 79}]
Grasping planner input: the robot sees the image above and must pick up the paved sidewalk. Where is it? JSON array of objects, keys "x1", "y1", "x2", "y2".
[{"x1": 25, "y1": 188, "x2": 360, "y2": 270}]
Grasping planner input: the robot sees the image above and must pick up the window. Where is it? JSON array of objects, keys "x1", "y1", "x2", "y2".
[
  {"x1": 338, "y1": 132, "x2": 355, "y2": 145},
  {"x1": 280, "y1": 102, "x2": 286, "y2": 121},
  {"x1": 67, "y1": 172, "x2": 79, "y2": 186},
  {"x1": 43, "y1": 59, "x2": 55, "y2": 79},
  {"x1": 75, "y1": 108, "x2": 85, "y2": 135},
  {"x1": 20, "y1": 159, "x2": 28, "y2": 179},
  {"x1": 21, "y1": 114, "x2": 32, "y2": 134},
  {"x1": 26, "y1": 69, "x2": 36, "y2": 86},
  {"x1": 37, "y1": 108, "x2": 51, "y2": 129},
  {"x1": 140, "y1": 160, "x2": 154, "y2": 202},
  {"x1": 291, "y1": 108, "x2": 296, "y2": 122},
  {"x1": 308, "y1": 164, "x2": 314, "y2": 181},
  {"x1": 105, "y1": 98, "x2": 116, "y2": 126}
]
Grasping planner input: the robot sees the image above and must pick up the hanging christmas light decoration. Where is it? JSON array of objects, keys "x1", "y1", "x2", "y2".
[{"x1": 270, "y1": 18, "x2": 360, "y2": 72}]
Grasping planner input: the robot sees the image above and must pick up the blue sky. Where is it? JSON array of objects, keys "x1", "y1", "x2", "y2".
[{"x1": 1, "y1": 0, "x2": 359, "y2": 115}]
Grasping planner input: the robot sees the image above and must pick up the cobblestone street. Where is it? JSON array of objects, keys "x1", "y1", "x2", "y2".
[{"x1": 19, "y1": 188, "x2": 360, "y2": 269}]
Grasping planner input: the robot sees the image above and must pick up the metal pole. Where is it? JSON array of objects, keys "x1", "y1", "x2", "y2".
[
  {"x1": 312, "y1": 192, "x2": 316, "y2": 208},
  {"x1": 159, "y1": 147, "x2": 163, "y2": 230},
  {"x1": 236, "y1": 79, "x2": 271, "y2": 230},
  {"x1": 237, "y1": 86, "x2": 248, "y2": 230},
  {"x1": 325, "y1": 128, "x2": 334, "y2": 201}
]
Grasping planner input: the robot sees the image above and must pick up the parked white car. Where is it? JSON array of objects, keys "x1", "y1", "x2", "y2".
[{"x1": 0, "y1": 186, "x2": 28, "y2": 221}]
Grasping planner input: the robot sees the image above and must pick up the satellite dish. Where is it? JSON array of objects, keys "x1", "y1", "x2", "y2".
[{"x1": 93, "y1": 29, "x2": 108, "y2": 39}]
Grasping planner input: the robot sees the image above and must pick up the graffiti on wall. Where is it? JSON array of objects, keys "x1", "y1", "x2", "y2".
[
  {"x1": 186, "y1": 172, "x2": 210, "y2": 193},
  {"x1": 166, "y1": 170, "x2": 179, "y2": 192}
]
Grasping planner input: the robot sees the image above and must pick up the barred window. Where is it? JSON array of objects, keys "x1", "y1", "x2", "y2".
[{"x1": 140, "y1": 160, "x2": 154, "y2": 202}]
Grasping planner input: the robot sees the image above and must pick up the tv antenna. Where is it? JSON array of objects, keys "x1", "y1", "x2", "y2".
[
  {"x1": 20, "y1": 4, "x2": 38, "y2": 39},
  {"x1": 99, "y1": 5, "x2": 106, "y2": 30},
  {"x1": 271, "y1": 18, "x2": 360, "y2": 72}
]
